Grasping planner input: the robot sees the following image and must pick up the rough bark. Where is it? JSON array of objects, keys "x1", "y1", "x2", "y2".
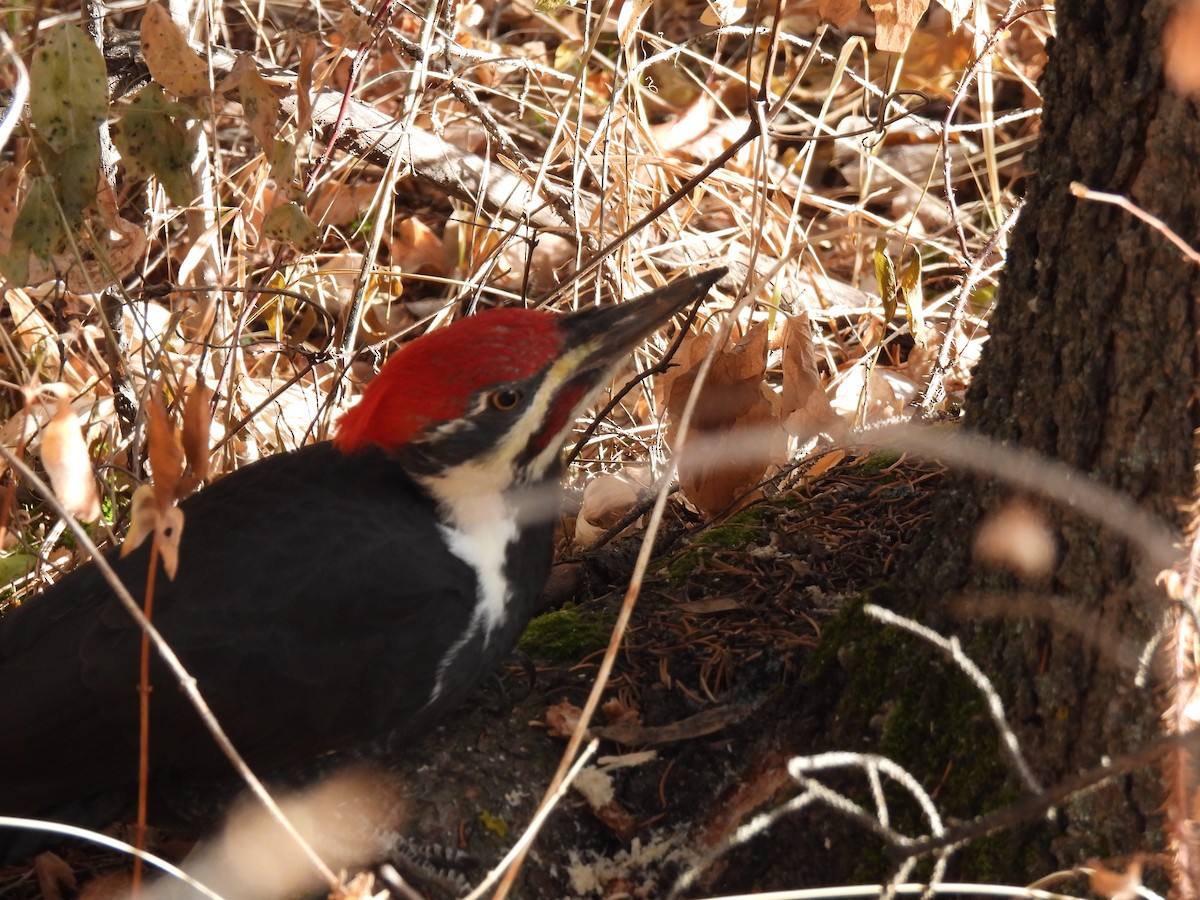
[{"x1": 900, "y1": 0, "x2": 1200, "y2": 879}]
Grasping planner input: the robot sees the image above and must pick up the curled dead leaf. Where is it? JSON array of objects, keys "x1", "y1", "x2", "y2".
[
  {"x1": 181, "y1": 378, "x2": 214, "y2": 491},
  {"x1": 781, "y1": 312, "x2": 843, "y2": 443},
  {"x1": 574, "y1": 469, "x2": 649, "y2": 548},
  {"x1": 147, "y1": 391, "x2": 184, "y2": 512},
  {"x1": 122, "y1": 484, "x2": 158, "y2": 556},
  {"x1": 659, "y1": 321, "x2": 787, "y2": 516}
]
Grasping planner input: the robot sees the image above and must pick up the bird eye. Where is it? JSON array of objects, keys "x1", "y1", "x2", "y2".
[{"x1": 489, "y1": 388, "x2": 523, "y2": 411}]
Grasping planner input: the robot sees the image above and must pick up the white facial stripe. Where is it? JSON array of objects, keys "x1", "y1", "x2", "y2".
[{"x1": 496, "y1": 343, "x2": 613, "y2": 478}]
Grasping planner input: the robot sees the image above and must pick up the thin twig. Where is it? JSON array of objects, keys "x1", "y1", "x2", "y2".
[
  {"x1": 1070, "y1": 183, "x2": 1200, "y2": 266},
  {"x1": 0, "y1": 816, "x2": 223, "y2": 900}
]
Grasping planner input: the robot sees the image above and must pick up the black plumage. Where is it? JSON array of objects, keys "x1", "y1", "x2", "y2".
[{"x1": 0, "y1": 443, "x2": 550, "y2": 825}]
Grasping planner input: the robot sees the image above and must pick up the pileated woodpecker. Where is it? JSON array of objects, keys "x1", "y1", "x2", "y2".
[{"x1": 0, "y1": 269, "x2": 723, "y2": 845}]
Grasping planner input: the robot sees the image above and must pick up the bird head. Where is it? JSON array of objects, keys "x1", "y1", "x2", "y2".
[{"x1": 334, "y1": 270, "x2": 724, "y2": 514}]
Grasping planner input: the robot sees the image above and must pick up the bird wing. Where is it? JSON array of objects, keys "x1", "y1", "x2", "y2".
[{"x1": 0, "y1": 443, "x2": 481, "y2": 816}]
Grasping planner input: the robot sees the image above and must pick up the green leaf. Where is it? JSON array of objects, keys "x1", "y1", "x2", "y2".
[
  {"x1": 29, "y1": 24, "x2": 108, "y2": 154},
  {"x1": 0, "y1": 552, "x2": 36, "y2": 585},
  {"x1": 41, "y1": 139, "x2": 100, "y2": 222},
  {"x1": 112, "y1": 83, "x2": 199, "y2": 205},
  {"x1": 0, "y1": 177, "x2": 64, "y2": 284}
]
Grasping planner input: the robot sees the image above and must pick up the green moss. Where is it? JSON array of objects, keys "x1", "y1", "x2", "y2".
[
  {"x1": 727, "y1": 504, "x2": 772, "y2": 525},
  {"x1": 664, "y1": 548, "x2": 704, "y2": 580},
  {"x1": 517, "y1": 604, "x2": 612, "y2": 662},
  {"x1": 857, "y1": 449, "x2": 903, "y2": 474},
  {"x1": 803, "y1": 592, "x2": 1043, "y2": 881},
  {"x1": 693, "y1": 523, "x2": 760, "y2": 550}
]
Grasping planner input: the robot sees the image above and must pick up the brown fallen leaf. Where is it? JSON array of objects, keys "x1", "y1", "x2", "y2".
[
  {"x1": 574, "y1": 469, "x2": 649, "y2": 548},
  {"x1": 659, "y1": 321, "x2": 787, "y2": 516},
  {"x1": 181, "y1": 378, "x2": 214, "y2": 491},
  {"x1": 866, "y1": 0, "x2": 932, "y2": 51},
  {"x1": 140, "y1": 2, "x2": 209, "y2": 97},
  {"x1": 389, "y1": 216, "x2": 448, "y2": 277},
  {"x1": 122, "y1": 392, "x2": 187, "y2": 578},
  {"x1": 819, "y1": 0, "x2": 860, "y2": 27},
  {"x1": 780, "y1": 311, "x2": 843, "y2": 443},
  {"x1": 600, "y1": 697, "x2": 642, "y2": 729}
]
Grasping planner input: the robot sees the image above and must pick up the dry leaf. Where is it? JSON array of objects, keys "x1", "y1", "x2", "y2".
[
  {"x1": 934, "y1": 0, "x2": 971, "y2": 28},
  {"x1": 181, "y1": 378, "x2": 213, "y2": 490},
  {"x1": 804, "y1": 448, "x2": 846, "y2": 481},
  {"x1": 38, "y1": 385, "x2": 101, "y2": 522},
  {"x1": 337, "y1": 7, "x2": 375, "y2": 43},
  {"x1": 819, "y1": 0, "x2": 861, "y2": 27},
  {"x1": 312, "y1": 182, "x2": 381, "y2": 228},
  {"x1": 263, "y1": 201, "x2": 321, "y2": 252},
  {"x1": 120, "y1": 487, "x2": 185, "y2": 578},
  {"x1": 226, "y1": 54, "x2": 280, "y2": 158},
  {"x1": 600, "y1": 697, "x2": 642, "y2": 729},
  {"x1": 651, "y1": 93, "x2": 715, "y2": 153},
  {"x1": 0, "y1": 165, "x2": 20, "y2": 256},
  {"x1": 28, "y1": 25, "x2": 108, "y2": 154},
  {"x1": 593, "y1": 704, "x2": 755, "y2": 746},
  {"x1": 390, "y1": 217, "x2": 447, "y2": 276},
  {"x1": 866, "y1": 0, "x2": 931, "y2": 51},
  {"x1": 147, "y1": 391, "x2": 184, "y2": 512},
  {"x1": 780, "y1": 312, "x2": 842, "y2": 442},
  {"x1": 140, "y1": 2, "x2": 209, "y2": 97},
  {"x1": 675, "y1": 597, "x2": 742, "y2": 615},
  {"x1": 831, "y1": 364, "x2": 918, "y2": 424},
  {"x1": 617, "y1": 0, "x2": 653, "y2": 50},
  {"x1": 155, "y1": 505, "x2": 185, "y2": 580},
  {"x1": 574, "y1": 470, "x2": 646, "y2": 548},
  {"x1": 660, "y1": 322, "x2": 787, "y2": 516},
  {"x1": 122, "y1": 484, "x2": 157, "y2": 556}
]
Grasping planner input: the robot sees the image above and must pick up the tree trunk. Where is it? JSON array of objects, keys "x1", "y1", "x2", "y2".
[{"x1": 903, "y1": 0, "x2": 1200, "y2": 879}]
